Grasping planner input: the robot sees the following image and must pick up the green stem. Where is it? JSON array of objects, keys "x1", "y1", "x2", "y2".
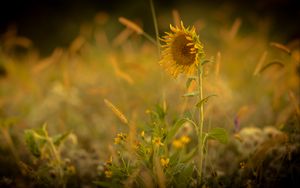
[
  {"x1": 197, "y1": 64, "x2": 204, "y2": 185},
  {"x1": 149, "y1": 0, "x2": 167, "y2": 127},
  {"x1": 142, "y1": 32, "x2": 157, "y2": 45},
  {"x1": 149, "y1": 0, "x2": 160, "y2": 56},
  {"x1": 1, "y1": 128, "x2": 19, "y2": 162}
]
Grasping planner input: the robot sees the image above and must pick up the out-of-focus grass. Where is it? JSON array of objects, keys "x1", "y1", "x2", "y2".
[{"x1": 0, "y1": 3, "x2": 299, "y2": 187}]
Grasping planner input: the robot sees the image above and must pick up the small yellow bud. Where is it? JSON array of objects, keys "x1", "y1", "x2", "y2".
[
  {"x1": 114, "y1": 137, "x2": 121, "y2": 144},
  {"x1": 160, "y1": 158, "x2": 170, "y2": 168},
  {"x1": 105, "y1": 170, "x2": 113, "y2": 178},
  {"x1": 152, "y1": 137, "x2": 164, "y2": 147}
]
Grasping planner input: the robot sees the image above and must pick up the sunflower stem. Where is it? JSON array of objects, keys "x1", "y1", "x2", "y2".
[{"x1": 197, "y1": 63, "x2": 204, "y2": 185}]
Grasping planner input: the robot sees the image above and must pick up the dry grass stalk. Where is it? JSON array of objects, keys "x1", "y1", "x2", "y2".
[
  {"x1": 154, "y1": 157, "x2": 166, "y2": 188},
  {"x1": 104, "y1": 99, "x2": 129, "y2": 125},
  {"x1": 270, "y1": 42, "x2": 291, "y2": 55},
  {"x1": 32, "y1": 48, "x2": 63, "y2": 74},
  {"x1": 119, "y1": 17, "x2": 143, "y2": 34},
  {"x1": 69, "y1": 36, "x2": 86, "y2": 54},
  {"x1": 229, "y1": 18, "x2": 242, "y2": 39},
  {"x1": 253, "y1": 51, "x2": 268, "y2": 76},
  {"x1": 172, "y1": 9, "x2": 181, "y2": 27},
  {"x1": 215, "y1": 51, "x2": 221, "y2": 76},
  {"x1": 112, "y1": 28, "x2": 134, "y2": 47},
  {"x1": 109, "y1": 55, "x2": 134, "y2": 84}
]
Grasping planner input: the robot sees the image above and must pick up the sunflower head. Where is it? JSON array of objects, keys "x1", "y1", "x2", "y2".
[{"x1": 160, "y1": 21, "x2": 205, "y2": 78}]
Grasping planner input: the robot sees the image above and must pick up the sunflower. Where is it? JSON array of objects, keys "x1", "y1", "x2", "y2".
[{"x1": 160, "y1": 21, "x2": 205, "y2": 78}]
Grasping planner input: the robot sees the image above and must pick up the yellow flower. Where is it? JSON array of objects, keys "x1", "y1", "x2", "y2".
[
  {"x1": 152, "y1": 137, "x2": 164, "y2": 147},
  {"x1": 140, "y1": 131, "x2": 145, "y2": 138},
  {"x1": 172, "y1": 139, "x2": 183, "y2": 148},
  {"x1": 180, "y1": 135, "x2": 191, "y2": 144},
  {"x1": 105, "y1": 170, "x2": 113, "y2": 178},
  {"x1": 240, "y1": 162, "x2": 246, "y2": 169},
  {"x1": 114, "y1": 132, "x2": 127, "y2": 144},
  {"x1": 172, "y1": 136, "x2": 190, "y2": 149},
  {"x1": 117, "y1": 133, "x2": 127, "y2": 140},
  {"x1": 160, "y1": 21, "x2": 205, "y2": 78},
  {"x1": 114, "y1": 137, "x2": 121, "y2": 144},
  {"x1": 160, "y1": 158, "x2": 170, "y2": 168}
]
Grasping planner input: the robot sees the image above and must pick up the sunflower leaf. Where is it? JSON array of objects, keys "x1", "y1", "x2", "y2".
[
  {"x1": 196, "y1": 94, "x2": 217, "y2": 107},
  {"x1": 186, "y1": 76, "x2": 197, "y2": 89},
  {"x1": 201, "y1": 59, "x2": 213, "y2": 66},
  {"x1": 201, "y1": 60, "x2": 210, "y2": 65},
  {"x1": 182, "y1": 91, "x2": 199, "y2": 97}
]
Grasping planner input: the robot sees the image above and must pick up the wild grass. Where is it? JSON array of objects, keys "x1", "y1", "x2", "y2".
[{"x1": 0, "y1": 2, "x2": 299, "y2": 188}]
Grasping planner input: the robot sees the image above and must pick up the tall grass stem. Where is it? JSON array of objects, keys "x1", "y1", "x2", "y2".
[{"x1": 150, "y1": 0, "x2": 160, "y2": 56}]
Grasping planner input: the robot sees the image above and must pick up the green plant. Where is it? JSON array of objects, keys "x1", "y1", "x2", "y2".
[
  {"x1": 98, "y1": 23, "x2": 229, "y2": 183},
  {"x1": 23, "y1": 124, "x2": 76, "y2": 188}
]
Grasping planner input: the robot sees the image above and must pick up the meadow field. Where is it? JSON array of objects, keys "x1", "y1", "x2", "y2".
[{"x1": 0, "y1": 1, "x2": 299, "y2": 187}]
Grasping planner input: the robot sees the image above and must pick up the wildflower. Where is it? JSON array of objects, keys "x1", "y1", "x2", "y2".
[
  {"x1": 180, "y1": 135, "x2": 191, "y2": 144},
  {"x1": 114, "y1": 137, "x2": 121, "y2": 144},
  {"x1": 240, "y1": 162, "x2": 246, "y2": 169},
  {"x1": 172, "y1": 135, "x2": 190, "y2": 148},
  {"x1": 160, "y1": 21, "x2": 205, "y2": 78},
  {"x1": 114, "y1": 132, "x2": 127, "y2": 144},
  {"x1": 140, "y1": 131, "x2": 145, "y2": 138},
  {"x1": 104, "y1": 170, "x2": 113, "y2": 178},
  {"x1": 160, "y1": 158, "x2": 170, "y2": 168},
  {"x1": 117, "y1": 132, "x2": 127, "y2": 139},
  {"x1": 152, "y1": 137, "x2": 164, "y2": 147},
  {"x1": 172, "y1": 139, "x2": 183, "y2": 148}
]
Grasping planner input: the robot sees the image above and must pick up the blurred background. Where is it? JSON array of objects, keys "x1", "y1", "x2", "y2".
[
  {"x1": 1, "y1": 0, "x2": 299, "y2": 55},
  {"x1": 0, "y1": 0, "x2": 299, "y2": 186}
]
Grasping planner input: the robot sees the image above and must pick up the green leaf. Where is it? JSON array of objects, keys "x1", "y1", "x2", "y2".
[
  {"x1": 201, "y1": 59, "x2": 211, "y2": 66},
  {"x1": 24, "y1": 130, "x2": 41, "y2": 158},
  {"x1": 186, "y1": 76, "x2": 197, "y2": 88},
  {"x1": 177, "y1": 164, "x2": 194, "y2": 187},
  {"x1": 182, "y1": 147, "x2": 197, "y2": 163},
  {"x1": 206, "y1": 127, "x2": 228, "y2": 144},
  {"x1": 155, "y1": 104, "x2": 166, "y2": 121},
  {"x1": 164, "y1": 119, "x2": 187, "y2": 144},
  {"x1": 53, "y1": 132, "x2": 71, "y2": 146},
  {"x1": 169, "y1": 151, "x2": 180, "y2": 166},
  {"x1": 182, "y1": 91, "x2": 199, "y2": 97},
  {"x1": 196, "y1": 94, "x2": 217, "y2": 107}
]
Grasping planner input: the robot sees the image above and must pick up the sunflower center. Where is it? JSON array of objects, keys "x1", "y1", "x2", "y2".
[{"x1": 171, "y1": 34, "x2": 196, "y2": 66}]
